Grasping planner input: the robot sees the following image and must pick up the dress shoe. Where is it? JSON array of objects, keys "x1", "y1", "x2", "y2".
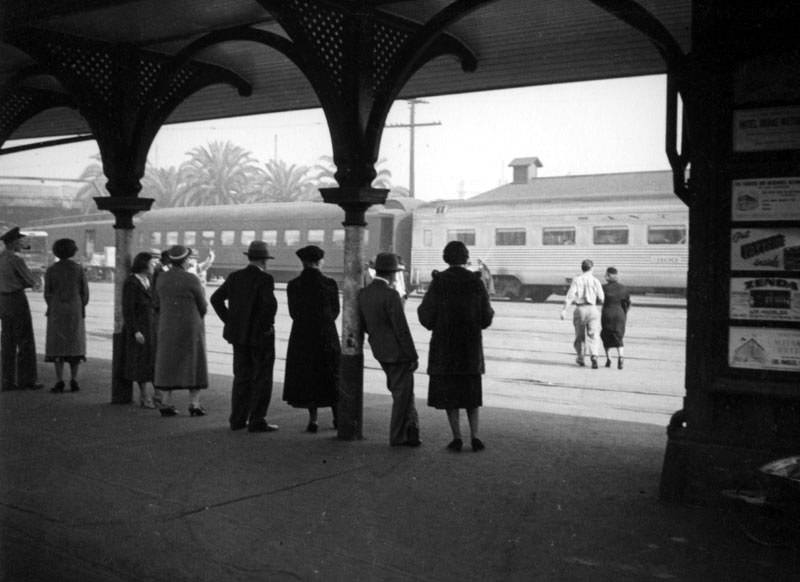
[
  {"x1": 26, "y1": 383, "x2": 44, "y2": 391},
  {"x1": 590, "y1": 357, "x2": 599, "y2": 369},
  {"x1": 248, "y1": 422, "x2": 279, "y2": 433},
  {"x1": 575, "y1": 357, "x2": 585, "y2": 367},
  {"x1": 305, "y1": 421, "x2": 319, "y2": 433},
  {"x1": 403, "y1": 438, "x2": 422, "y2": 447},
  {"x1": 471, "y1": 437, "x2": 486, "y2": 452},
  {"x1": 230, "y1": 422, "x2": 247, "y2": 431},
  {"x1": 446, "y1": 438, "x2": 463, "y2": 452},
  {"x1": 159, "y1": 405, "x2": 178, "y2": 417},
  {"x1": 50, "y1": 381, "x2": 65, "y2": 393},
  {"x1": 618, "y1": 357, "x2": 624, "y2": 370},
  {"x1": 140, "y1": 400, "x2": 157, "y2": 409},
  {"x1": 188, "y1": 404, "x2": 207, "y2": 417},
  {"x1": 605, "y1": 358, "x2": 612, "y2": 368},
  {"x1": 69, "y1": 380, "x2": 80, "y2": 392}
]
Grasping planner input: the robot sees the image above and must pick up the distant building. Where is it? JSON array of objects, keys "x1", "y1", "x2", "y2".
[{"x1": 0, "y1": 179, "x2": 82, "y2": 226}]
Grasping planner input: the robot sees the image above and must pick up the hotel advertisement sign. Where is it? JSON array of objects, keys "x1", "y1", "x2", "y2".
[
  {"x1": 730, "y1": 228, "x2": 800, "y2": 271},
  {"x1": 729, "y1": 326, "x2": 800, "y2": 372},
  {"x1": 730, "y1": 277, "x2": 800, "y2": 322},
  {"x1": 733, "y1": 107, "x2": 800, "y2": 152},
  {"x1": 732, "y1": 177, "x2": 800, "y2": 221}
]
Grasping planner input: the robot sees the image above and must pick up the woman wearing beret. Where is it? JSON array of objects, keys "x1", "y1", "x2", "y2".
[
  {"x1": 122, "y1": 251, "x2": 158, "y2": 408},
  {"x1": 282, "y1": 245, "x2": 341, "y2": 432},
  {"x1": 418, "y1": 241, "x2": 494, "y2": 452},
  {"x1": 153, "y1": 245, "x2": 209, "y2": 417},
  {"x1": 45, "y1": 238, "x2": 89, "y2": 393}
]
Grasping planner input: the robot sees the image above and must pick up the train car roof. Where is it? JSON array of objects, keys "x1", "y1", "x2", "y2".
[{"x1": 420, "y1": 170, "x2": 678, "y2": 209}]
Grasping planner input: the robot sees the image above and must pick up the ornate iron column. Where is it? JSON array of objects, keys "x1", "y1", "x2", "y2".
[{"x1": 6, "y1": 29, "x2": 251, "y2": 403}]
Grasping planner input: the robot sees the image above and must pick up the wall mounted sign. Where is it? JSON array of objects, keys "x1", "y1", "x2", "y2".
[
  {"x1": 733, "y1": 106, "x2": 800, "y2": 152},
  {"x1": 730, "y1": 277, "x2": 800, "y2": 322},
  {"x1": 730, "y1": 227, "x2": 800, "y2": 272},
  {"x1": 729, "y1": 326, "x2": 800, "y2": 372},
  {"x1": 732, "y1": 177, "x2": 800, "y2": 221}
]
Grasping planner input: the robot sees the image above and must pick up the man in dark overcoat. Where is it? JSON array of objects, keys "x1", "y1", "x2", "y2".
[
  {"x1": 210, "y1": 241, "x2": 279, "y2": 432},
  {"x1": 358, "y1": 252, "x2": 421, "y2": 447},
  {"x1": 0, "y1": 227, "x2": 43, "y2": 391}
]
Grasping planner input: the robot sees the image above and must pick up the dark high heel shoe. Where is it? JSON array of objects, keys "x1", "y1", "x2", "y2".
[
  {"x1": 618, "y1": 357, "x2": 624, "y2": 369},
  {"x1": 50, "y1": 381, "x2": 65, "y2": 393},
  {"x1": 159, "y1": 405, "x2": 178, "y2": 417},
  {"x1": 605, "y1": 358, "x2": 612, "y2": 368},
  {"x1": 471, "y1": 438, "x2": 485, "y2": 452},
  {"x1": 306, "y1": 421, "x2": 319, "y2": 433},
  {"x1": 446, "y1": 438, "x2": 463, "y2": 452},
  {"x1": 188, "y1": 405, "x2": 207, "y2": 417},
  {"x1": 69, "y1": 379, "x2": 80, "y2": 392}
]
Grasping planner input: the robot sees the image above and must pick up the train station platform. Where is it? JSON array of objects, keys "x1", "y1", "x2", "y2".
[{"x1": 1, "y1": 358, "x2": 796, "y2": 582}]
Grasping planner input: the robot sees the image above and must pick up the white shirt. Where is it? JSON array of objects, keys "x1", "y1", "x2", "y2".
[{"x1": 565, "y1": 270, "x2": 604, "y2": 306}]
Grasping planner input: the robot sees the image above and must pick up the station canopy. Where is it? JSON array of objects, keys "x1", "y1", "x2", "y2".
[{"x1": 1, "y1": 0, "x2": 691, "y2": 141}]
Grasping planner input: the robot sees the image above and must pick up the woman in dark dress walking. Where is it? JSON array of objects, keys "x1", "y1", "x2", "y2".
[
  {"x1": 122, "y1": 251, "x2": 158, "y2": 408},
  {"x1": 600, "y1": 266, "x2": 631, "y2": 369},
  {"x1": 418, "y1": 241, "x2": 494, "y2": 452},
  {"x1": 282, "y1": 245, "x2": 341, "y2": 432}
]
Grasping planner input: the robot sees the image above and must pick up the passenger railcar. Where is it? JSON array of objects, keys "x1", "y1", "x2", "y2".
[{"x1": 410, "y1": 170, "x2": 688, "y2": 301}]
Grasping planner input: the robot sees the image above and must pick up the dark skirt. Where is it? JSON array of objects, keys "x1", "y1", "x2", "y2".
[
  {"x1": 44, "y1": 355, "x2": 86, "y2": 363},
  {"x1": 427, "y1": 374, "x2": 482, "y2": 410}
]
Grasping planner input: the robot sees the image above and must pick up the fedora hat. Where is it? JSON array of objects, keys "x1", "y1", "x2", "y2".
[
  {"x1": 167, "y1": 245, "x2": 192, "y2": 262},
  {"x1": 0, "y1": 226, "x2": 26, "y2": 244},
  {"x1": 374, "y1": 252, "x2": 402, "y2": 272},
  {"x1": 296, "y1": 245, "x2": 324, "y2": 263},
  {"x1": 244, "y1": 240, "x2": 275, "y2": 260}
]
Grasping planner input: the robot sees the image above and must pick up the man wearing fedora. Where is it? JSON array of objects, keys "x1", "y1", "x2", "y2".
[
  {"x1": 211, "y1": 240, "x2": 279, "y2": 432},
  {"x1": 358, "y1": 252, "x2": 421, "y2": 447},
  {"x1": 0, "y1": 227, "x2": 43, "y2": 391}
]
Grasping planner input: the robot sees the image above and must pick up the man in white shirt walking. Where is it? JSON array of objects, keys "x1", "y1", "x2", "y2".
[{"x1": 561, "y1": 259, "x2": 605, "y2": 368}]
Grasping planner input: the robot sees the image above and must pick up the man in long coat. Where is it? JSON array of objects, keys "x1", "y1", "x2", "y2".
[
  {"x1": 358, "y1": 252, "x2": 421, "y2": 447},
  {"x1": 0, "y1": 227, "x2": 43, "y2": 391},
  {"x1": 210, "y1": 241, "x2": 279, "y2": 432}
]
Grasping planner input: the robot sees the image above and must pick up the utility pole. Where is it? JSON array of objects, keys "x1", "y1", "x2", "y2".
[{"x1": 385, "y1": 98, "x2": 441, "y2": 198}]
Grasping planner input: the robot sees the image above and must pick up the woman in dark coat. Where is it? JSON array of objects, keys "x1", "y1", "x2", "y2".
[
  {"x1": 45, "y1": 238, "x2": 89, "y2": 393},
  {"x1": 153, "y1": 245, "x2": 209, "y2": 417},
  {"x1": 418, "y1": 241, "x2": 494, "y2": 452},
  {"x1": 283, "y1": 245, "x2": 341, "y2": 432},
  {"x1": 122, "y1": 251, "x2": 158, "y2": 408},
  {"x1": 600, "y1": 266, "x2": 631, "y2": 369}
]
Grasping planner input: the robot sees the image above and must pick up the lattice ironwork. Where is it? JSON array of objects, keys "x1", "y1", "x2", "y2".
[
  {"x1": 0, "y1": 87, "x2": 74, "y2": 148},
  {"x1": 289, "y1": 0, "x2": 346, "y2": 94},
  {"x1": 371, "y1": 19, "x2": 411, "y2": 96}
]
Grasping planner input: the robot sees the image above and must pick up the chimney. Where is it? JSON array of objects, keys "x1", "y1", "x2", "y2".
[{"x1": 508, "y1": 157, "x2": 543, "y2": 184}]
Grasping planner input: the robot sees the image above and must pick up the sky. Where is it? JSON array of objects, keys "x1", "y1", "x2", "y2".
[{"x1": 0, "y1": 74, "x2": 669, "y2": 202}]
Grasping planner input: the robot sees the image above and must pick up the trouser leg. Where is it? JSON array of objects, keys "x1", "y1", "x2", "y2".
[
  {"x1": 230, "y1": 345, "x2": 254, "y2": 427},
  {"x1": 1, "y1": 316, "x2": 15, "y2": 389},
  {"x1": 382, "y1": 361, "x2": 418, "y2": 445},
  {"x1": 16, "y1": 300, "x2": 37, "y2": 388},
  {"x1": 248, "y1": 342, "x2": 275, "y2": 424},
  {"x1": 572, "y1": 311, "x2": 586, "y2": 358},
  {"x1": 585, "y1": 308, "x2": 601, "y2": 357}
]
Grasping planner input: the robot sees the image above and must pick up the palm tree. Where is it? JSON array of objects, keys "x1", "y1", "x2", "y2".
[
  {"x1": 174, "y1": 140, "x2": 263, "y2": 206},
  {"x1": 141, "y1": 165, "x2": 183, "y2": 209},
  {"x1": 253, "y1": 158, "x2": 318, "y2": 203},
  {"x1": 74, "y1": 155, "x2": 109, "y2": 214}
]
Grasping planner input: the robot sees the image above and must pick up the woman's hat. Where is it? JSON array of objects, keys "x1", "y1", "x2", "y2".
[
  {"x1": 296, "y1": 245, "x2": 324, "y2": 263},
  {"x1": 244, "y1": 240, "x2": 275, "y2": 260},
  {"x1": 443, "y1": 240, "x2": 469, "y2": 265},
  {"x1": 52, "y1": 238, "x2": 78, "y2": 259},
  {"x1": 167, "y1": 245, "x2": 192, "y2": 262},
  {"x1": 374, "y1": 252, "x2": 402, "y2": 272}
]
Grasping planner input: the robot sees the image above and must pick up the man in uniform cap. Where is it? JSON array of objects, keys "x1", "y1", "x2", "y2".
[
  {"x1": 210, "y1": 240, "x2": 279, "y2": 432},
  {"x1": 0, "y1": 227, "x2": 43, "y2": 390},
  {"x1": 358, "y1": 252, "x2": 421, "y2": 447}
]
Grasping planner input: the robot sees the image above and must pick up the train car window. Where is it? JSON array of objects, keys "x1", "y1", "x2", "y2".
[
  {"x1": 447, "y1": 229, "x2": 476, "y2": 246},
  {"x1": 423, "y1": 229, "x2": 432, "y2": 247},
  {"x1": 542, "y1": 228, "x2": 575, "y2": 245},
  {"x1": 648, "y1": 226, "x2": 687, "y2": 244},
  {"x1": 262, "y1": 230, "x2": 277, "y2": 245},
  {"x1": 241, "y1": 230, "x2": 256, "y2": 245},
  {"x1": 166, "y1": 231, "x2": 179, "y2": 246},
  {"x1": 150, "y1": 232, "x2": 162, "y2": 246},
  {"x1": 332, "y1": 229, "x2": 345, "y2": 247},
  {"x1": 201, "y1": 231, "x2": 215, "y2": 247},
  {"x1": 184, "y1": 231, "x2": 197, "y2": 246},
  {"x1": 495, "y1": 228, "x2": 526, "y2": 246},
  {"x1": 221, "y1": 230, "x2": 235, "y2": 246},
  {"x1": 284, "y1": 229, "x2": 301, "y2": 246},
  {"x1": 593, "y1": 227, "x2": 629, "y2": 245},
  {"x1": 308, "y1": 229, "x2": 325, "y2": 244}
]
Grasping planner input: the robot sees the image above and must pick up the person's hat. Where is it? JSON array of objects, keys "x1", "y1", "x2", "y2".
[
  {"x1": 0, "y1": 226, "x2": 26, "y2": 244},
  {"x1": 443, "y1": 240, "x2": 469, "y2": 265},
  {"x1": 167, "y1": 245, "x2": 192, "y2": 262},
  {"x1": 374, "y1": 252, "x2": 402, "y2": 272},
  {"x1": 296, "y1": 245, "x2": 324, "y2": 263},
  {"x1": 52, "y1": 238, "x2": 78, "y2": 260},
  {"x1": 244, "y1": 240, "x2": 275, "y2": 260},
  {"x1": 148, "y1": 248, "x2": 162, "y2": 258}
]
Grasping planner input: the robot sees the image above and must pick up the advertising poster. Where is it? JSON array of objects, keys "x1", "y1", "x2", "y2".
[
  {"x1": 730, "y1": 277, "x2": 800, "y2": 322},
  {"x1": 733, "y1": 106, "x2": 800, "y2": 152},
  {"x1": 732, "y1": 177, "x2": 800, "y2": 221},
  {"x1": 730, "y1": 227, "x2": 800, "y2": 272},
  {"x1": 729, "y1": 327, "x2": 800, "y2": 372}
]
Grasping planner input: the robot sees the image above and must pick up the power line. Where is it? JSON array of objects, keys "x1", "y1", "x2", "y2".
[{"x1": 385, "y1": 99, "x2": 440, "y2": 198}]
